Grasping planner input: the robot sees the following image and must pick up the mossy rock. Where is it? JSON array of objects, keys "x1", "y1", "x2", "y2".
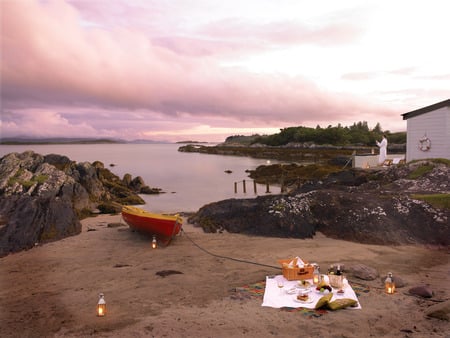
[
  {"x1": 98, "y1": 203, "x2": 123, "y2": 214},
  {"x1": 117, "y1": 195, "x2": 145, "y2": 205}
]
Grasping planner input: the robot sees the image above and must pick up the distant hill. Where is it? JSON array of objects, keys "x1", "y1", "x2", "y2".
[
  {"x1": 0, "y1": 137, "x2": 169, "y2": 145},
  {"x1": 224, "y1": 122, "x2": 406, "y2": 147}
]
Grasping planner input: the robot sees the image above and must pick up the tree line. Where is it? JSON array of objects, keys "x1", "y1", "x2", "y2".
[{"x1": 226, "y1": 122, "x2": 406, "y2": 147}]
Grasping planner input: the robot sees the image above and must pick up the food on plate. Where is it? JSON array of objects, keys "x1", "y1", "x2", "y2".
[
  {"x1": 297, "y1": 294, "x2": 309, "y2": 302},
  {"x1": 297, "y1": 280, "x2": 311, "y2": 288}
]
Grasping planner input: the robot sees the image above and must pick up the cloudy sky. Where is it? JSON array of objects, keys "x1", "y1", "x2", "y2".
[{"x1": 1, "y1": 0, "x2": 449, "y2": 142}]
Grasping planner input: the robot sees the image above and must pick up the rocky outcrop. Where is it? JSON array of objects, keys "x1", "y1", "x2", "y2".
[
  {"x1": 0, "y1": 151, "x2": 158, "y2": 256},
  {"x1": 178, "y1": 143, "x2": 406, "y2": 162},
  {"x1": 189, "y1": 160, "x2": 450, "y2": 246}
]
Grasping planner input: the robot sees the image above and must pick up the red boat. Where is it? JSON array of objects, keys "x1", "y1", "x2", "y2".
[{"x1": 121, "y1": 205, "x2": 183, "y2": 244}]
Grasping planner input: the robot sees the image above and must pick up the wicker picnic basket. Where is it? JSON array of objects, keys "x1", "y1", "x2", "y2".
[{"x1": 278, "y1": 258, "x2": 314, "y2": 281}]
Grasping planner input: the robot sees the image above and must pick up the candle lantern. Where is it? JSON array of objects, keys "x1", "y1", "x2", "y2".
[
  {"x1": 152, "y1": 235, "x2": 157, "y2": 249},
  {"x1": 97, "y1": 293, "x2": 106, "y2": 316},
  {"x1": 312, "y1": 264, "x2": 321, "y2": 285},
  {"x1": 384, "y1": 272, "x2": 395, "y2": 294}
]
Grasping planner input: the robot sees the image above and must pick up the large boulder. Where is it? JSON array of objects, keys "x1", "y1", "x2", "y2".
[
  {"x1": 0, "y1": 151, "x2": 154, "y2": 256},
  {"x1": 0, "y1": 195, "x2": 80, "y2": 255}
]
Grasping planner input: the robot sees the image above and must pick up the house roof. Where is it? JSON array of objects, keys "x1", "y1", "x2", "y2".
[{"x1": 402, "y1": 99, "x2": 450, "y2": 120}]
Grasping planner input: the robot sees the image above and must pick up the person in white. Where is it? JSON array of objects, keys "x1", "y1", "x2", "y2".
[{"x1": 376, "y1": 135, "x2": 388, "y2": 164}]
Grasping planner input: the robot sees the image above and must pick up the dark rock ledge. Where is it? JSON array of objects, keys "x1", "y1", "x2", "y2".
[
  {"x1": 0, "y1": 151, "x2": 159, "y2": 256},
  {"x1": 189, "y1": 159, "x2": 450, "y2": 246}
]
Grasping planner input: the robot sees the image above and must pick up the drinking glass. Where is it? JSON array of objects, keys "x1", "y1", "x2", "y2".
[{"x1": 277, "y1": 278, "x2": 284, "y2": 295}]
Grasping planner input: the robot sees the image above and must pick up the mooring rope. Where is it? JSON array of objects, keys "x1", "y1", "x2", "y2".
[{"x1": 181, "y1": 228, "x2": 280, "y2": 270}]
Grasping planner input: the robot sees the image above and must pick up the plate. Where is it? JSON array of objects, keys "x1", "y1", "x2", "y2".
[
  {"x1": 297, "y1": 280, "x2": 311, "y2": 288},
  {"x1": 285, "y1": 287, "x2": 297, "y2": 295},
  {"x1": 293, "y1": 296, "x2": 314, "y2": 304},
  {"x1": 297, "y1": 288, "x2": 311, "y2": 296}
]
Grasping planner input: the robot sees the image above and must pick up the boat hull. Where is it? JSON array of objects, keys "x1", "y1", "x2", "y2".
[{"x1": 121, "y1": 206, "x2": 182, "y2": 241}]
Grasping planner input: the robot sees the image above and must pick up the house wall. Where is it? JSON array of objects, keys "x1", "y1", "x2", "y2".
[{"x1": 406, "y1": 106, "x2": 450, "y2": 162}]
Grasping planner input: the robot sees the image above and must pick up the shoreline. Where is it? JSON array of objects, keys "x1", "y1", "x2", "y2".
[{"x1": 1, "y1": 214, "x2": 449, "y2": 337}]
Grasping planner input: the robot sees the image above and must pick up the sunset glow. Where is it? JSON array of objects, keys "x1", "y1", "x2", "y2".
[{"x1": 1, "y1": 0, "x2": 449, "y2": 142}]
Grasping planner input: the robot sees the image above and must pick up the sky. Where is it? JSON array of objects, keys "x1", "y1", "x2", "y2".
[{"x1": 1, "y1": 0, "x2": 449, "y2": 142}]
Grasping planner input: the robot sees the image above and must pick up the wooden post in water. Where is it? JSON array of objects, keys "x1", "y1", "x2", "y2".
[
  {"x1": 281, "y1": 181, "x2": 286, "y2": 193},
  {"x1": 234, "y1": 182, "x2": 237, "y2": 193},
  {"x1": 266, "y1": 180, "x2": 270, "y2": 193},
  {"x1": 243, "y1": 180, "x2": 246, "y2": 193},
  {"x1": 253, "y1": 180, "x2": 257, "y2": 194}
]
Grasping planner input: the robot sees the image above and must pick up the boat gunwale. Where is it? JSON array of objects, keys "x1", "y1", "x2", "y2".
[{"x1": 122, "y1": 206, "x2": 182, "y2": 223}]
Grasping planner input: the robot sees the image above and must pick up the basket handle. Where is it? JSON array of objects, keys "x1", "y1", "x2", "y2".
[{"x1": 297, "y1": 269, "x2": 308, "y2": 275}]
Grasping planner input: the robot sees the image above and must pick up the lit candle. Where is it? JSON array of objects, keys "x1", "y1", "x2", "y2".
[
  {"x1": 97, "y1": 293, "x2": 106, "y2": 316},
  {"x1": 312, "y1": 264, "x2": 321, "y2": 285},
  {"x1": 152, "y1": 235, "x2": 157, "y2": 249}
]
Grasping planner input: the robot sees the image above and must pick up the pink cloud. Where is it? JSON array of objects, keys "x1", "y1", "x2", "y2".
[{"x1": 1, "y1": 0, "x2": 406, "y2": 141}]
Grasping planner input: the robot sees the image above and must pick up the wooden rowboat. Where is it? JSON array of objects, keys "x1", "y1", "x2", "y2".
[{"x1": 121, "y1": 205, "x2": 182, "y2": 244}]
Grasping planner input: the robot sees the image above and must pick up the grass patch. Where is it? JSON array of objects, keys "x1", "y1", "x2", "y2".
[
  {"x1": 408, "y1": 164, "x2": 434, "y2": 179},
  {"x1": 428, "y1": 158, "x2": 450, "y2": 166},
  {"x1": 8, "y1": 173, "x2": 49, "y2": 189},
  {"x1": 411, "y1": 193, "x2": 450, "y2": 210}
]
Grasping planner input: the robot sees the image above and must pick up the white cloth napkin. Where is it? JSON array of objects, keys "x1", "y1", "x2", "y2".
[{"x1": 287, "y1": 256, "x2": 305, "y2": 268}]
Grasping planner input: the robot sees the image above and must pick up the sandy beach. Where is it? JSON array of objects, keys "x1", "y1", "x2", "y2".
[{"x1": 1, "y1": 214, "x2": 449, "y2": 338}]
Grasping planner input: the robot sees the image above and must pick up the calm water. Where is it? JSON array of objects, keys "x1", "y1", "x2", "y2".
[{"x1": 0, "y1": 144, "x2": 279, "y2": 213}]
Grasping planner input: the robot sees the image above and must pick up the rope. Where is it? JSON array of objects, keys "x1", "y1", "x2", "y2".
[{"x1": 181, "y1": 228, "x2": 280, "y2": 270}]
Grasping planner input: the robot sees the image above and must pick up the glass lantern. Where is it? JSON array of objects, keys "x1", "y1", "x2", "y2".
[
  {"x1": 384, "y1": 272, "x2": 395, "y2": 294},
  {"x1": 97, "y1": 293, "x2": 106, "y2": 316}
]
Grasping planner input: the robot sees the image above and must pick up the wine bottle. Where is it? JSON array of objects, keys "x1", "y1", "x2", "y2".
[{"x1": 336, "y1": 264, "x2": 342, "y2": 276}]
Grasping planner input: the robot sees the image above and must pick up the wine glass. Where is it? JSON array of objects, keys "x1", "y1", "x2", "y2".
[{"x1": 277, "y1": 278, "x2": 284, "y2": 295}]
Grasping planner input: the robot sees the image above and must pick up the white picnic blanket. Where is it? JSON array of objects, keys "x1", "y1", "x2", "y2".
[{"x1": 262, "y1": 275, "x2": 362, "y2": 309}]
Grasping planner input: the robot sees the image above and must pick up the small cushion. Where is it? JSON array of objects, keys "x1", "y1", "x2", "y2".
[
  {"x1": 327, "y1": 298, "x2": 358, "y2": 311},
  {"x1": 315, "y1": 293, "x2": 333, "y2": 309}
]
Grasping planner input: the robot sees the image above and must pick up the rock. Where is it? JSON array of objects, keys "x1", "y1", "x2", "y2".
[
  {"x1": 408, "y1": 285, "x2": 434, "y2": 298},
  {"x1": 425, "y1": 299, "x2": 450, "y2": 321},
  {"x1": 107, "y1": 222, "x2": 125, "y2": 228},
  {"x1": 188, "y1": 160, "x2": 450, "y2": 245},
  {"x1": 98, "y1": 203, "x2": 122, "y2": 214},
  {"x1": 0, "y1": 195, "x2": 81, "y2": 255},
  {"x1": 0, "y1": 151, "x2": 153, "y2": 256},
  {"x1": 139, "y1": 186, "x2": 162, "y2": 194},
  {"x1": 129, "y1": 176, "x2": 146, "y2": 191},
  {"x1": 122, "y1": 173, "x2": 132, "y2": 187},
  {"x1": 348, "y1": 264, "x2": 379, "y2": 280},
  {"x1": 189, "y1": 196, "x2": 316, "y2": 237}
]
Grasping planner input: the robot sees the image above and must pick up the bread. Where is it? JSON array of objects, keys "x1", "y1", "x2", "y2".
[{"x1": 297, "y1": 294, "x2": 309, "y2": 301}]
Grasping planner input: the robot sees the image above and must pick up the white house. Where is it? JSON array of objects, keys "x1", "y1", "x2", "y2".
[{"x1": 401, "y1": 99, "x2": 450, "y2": 162}]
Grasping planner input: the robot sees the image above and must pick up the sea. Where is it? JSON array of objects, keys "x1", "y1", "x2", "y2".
[{"x1": 0, "y1": 143, "x2": 281, "y2": 213}]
